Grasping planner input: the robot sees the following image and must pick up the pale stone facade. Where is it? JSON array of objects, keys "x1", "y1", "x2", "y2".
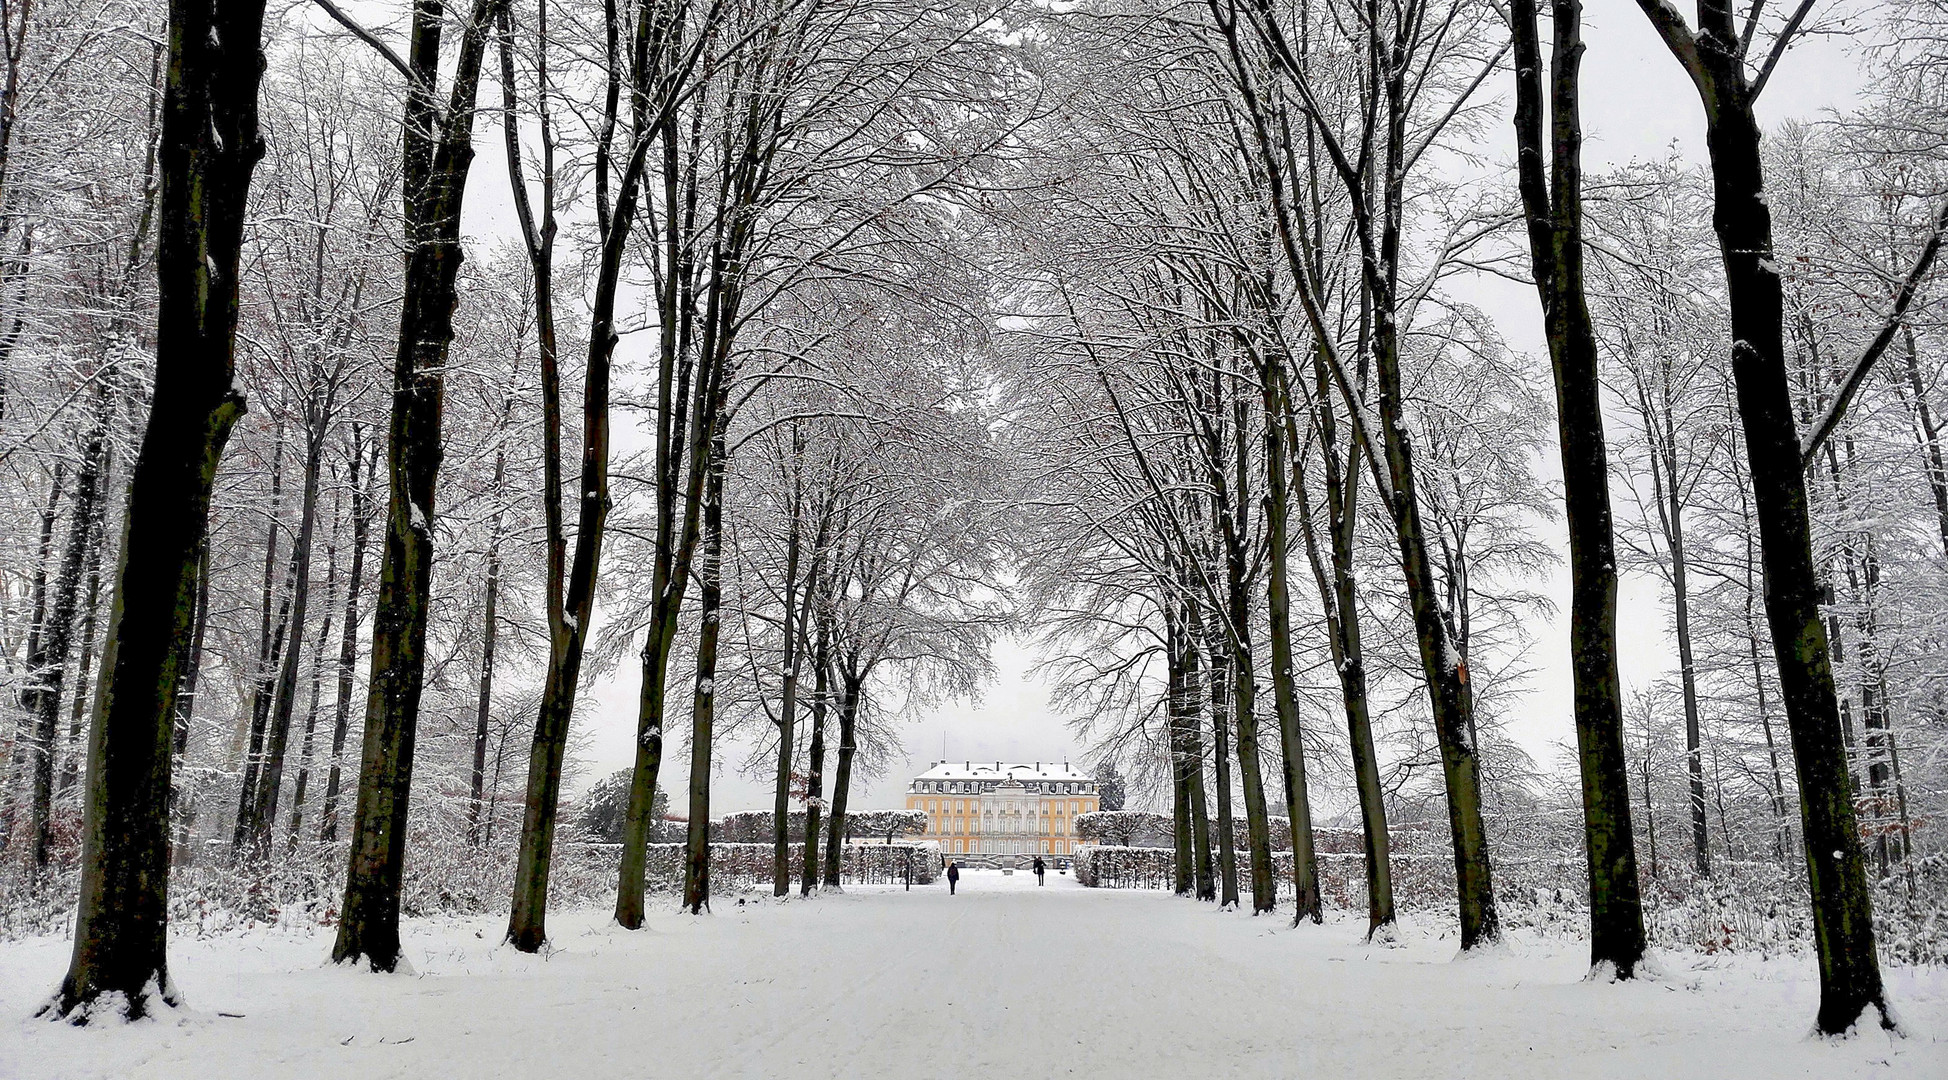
[{"x1": 905, "y1": 761, "x2": 1099, "y2": 856}]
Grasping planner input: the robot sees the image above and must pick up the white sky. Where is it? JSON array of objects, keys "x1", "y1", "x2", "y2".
[{"x1": 444, "y1": 3, "x2": 1868, "y2": 816}]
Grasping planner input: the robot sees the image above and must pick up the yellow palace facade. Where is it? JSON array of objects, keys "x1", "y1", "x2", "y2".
[{"x1": 906, "y1": 761, "x2": 1099, "y2": 856}]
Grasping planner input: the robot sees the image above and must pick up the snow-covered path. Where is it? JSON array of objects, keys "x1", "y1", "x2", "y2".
[{"x1": 4, "y1": 869, "x2": 1945, "y2": 1079}]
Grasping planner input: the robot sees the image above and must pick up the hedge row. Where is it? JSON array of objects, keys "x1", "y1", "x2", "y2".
[
  {"x1": 1, "y1": 838, "x2": 946, "y2": 940},
  {"x1": 1077, "y1": 812, "x2": 1383, "y2": 853},
  {"x1": 579, "y1": 840, "x2": 944, "y2": 891},
  {"x1": 1069, "y1": 843, "x2": 1948, "y2": 964}
]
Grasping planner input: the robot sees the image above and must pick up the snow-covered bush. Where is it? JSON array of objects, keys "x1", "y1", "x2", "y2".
[
  {"x1": 714, "y1": 810, "x2": 810, "y2": 843},
  {"x1": 1076, "y1": 812, "x2": 1305, "y2": 852},
  {"x1": 574, "y1": 773, "x2": 668, "y2": 842},
  {"x1": 574, "y1": 840, "x2": 940, "y2": 891},
  {"x1": 840, "y1": 809, "x2": 928, "y2": 843},
  {"x1": 1075, "y1": 811, "x2": 1171, "y2": 847},
  {"x1": 1073, "y1": 845, "x2": 1174, "y2": 889}
]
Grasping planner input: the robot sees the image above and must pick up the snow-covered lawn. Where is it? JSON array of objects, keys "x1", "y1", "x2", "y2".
[{"x1": 4, "y1": 869, "x2": 1944, "y2": 1079}]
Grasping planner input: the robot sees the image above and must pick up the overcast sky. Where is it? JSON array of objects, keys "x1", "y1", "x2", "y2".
[{"x1": 445, "y1": 3, "x2": 1869, "y2": 817}]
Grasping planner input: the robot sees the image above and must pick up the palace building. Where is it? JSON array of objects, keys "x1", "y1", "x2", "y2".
[{"x1": 906, "y1": 761, "x2": 1099, "y2": 857}]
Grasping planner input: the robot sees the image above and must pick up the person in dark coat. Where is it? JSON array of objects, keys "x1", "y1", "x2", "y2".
[
  {"x1": 1032, "y1": 856, "x2": 1046, "y2": 886},
  {"x1": 947, "y1": 861, "x2": 960, "y2": 895}
]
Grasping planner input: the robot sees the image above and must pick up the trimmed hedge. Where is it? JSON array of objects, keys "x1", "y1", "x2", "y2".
[{"x1": 576, "y1": 840, "x2": 943, "y2": 892}]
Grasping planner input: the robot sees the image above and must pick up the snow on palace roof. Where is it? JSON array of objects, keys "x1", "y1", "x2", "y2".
[{"x1": 912, "y1": 761, "x2": 1092, "y2": 783}]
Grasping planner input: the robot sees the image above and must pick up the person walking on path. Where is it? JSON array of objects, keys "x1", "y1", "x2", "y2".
[
  {"x1": 947, "y1": 861, "x2": 960, "y2": 895},
  {"x1": 1033, "y1": 856, "x2": 1046, "y2": 886}
]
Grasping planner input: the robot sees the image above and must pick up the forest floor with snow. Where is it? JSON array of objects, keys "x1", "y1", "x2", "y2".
[{"x1": 2, "y1": 868, "x2": 1945, "y2": 1079}]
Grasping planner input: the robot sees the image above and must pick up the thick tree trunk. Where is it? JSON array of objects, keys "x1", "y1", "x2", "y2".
[
  {"x1": 616, "y1": 85, "x2": 716, "y2": 932},
  {"x1": 1632, "y1": 4, "x2": 1890, "y2": 1024},
  {"x1": 334, "y1": 0, "x2": 504, "y2": 972},
  {"x1": 1511, "y1": 0, "x2": 1647, "y2": 977},
  {"x1": 614, "y1": 297, "x2": 720, "y2": 927},
  {"x1": 1710, "y1": 75, "x2": 1886, "y2": 1041},
  {"x1": 46, "y1": 0, "x2": 263, "y2": 1018}
]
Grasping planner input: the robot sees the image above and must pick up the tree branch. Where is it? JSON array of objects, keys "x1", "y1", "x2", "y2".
[
  {"x1": 1750, "y1": 0, "x2": 1816, "y2": 101},
  {"x1": 1631, "y1": 0, "x2": 1708, "y2": 94},
  {"x1": 1799, "y1": 193, "x2": 1948, "y2": 468},
  {"x1": 309, "y1": 0, "x2": 422, "y2": 90}
]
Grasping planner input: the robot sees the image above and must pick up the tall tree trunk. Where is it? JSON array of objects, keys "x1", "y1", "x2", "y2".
[
  {"x1": 241, "y1": 417, "x2": 328, "y2": 857},
  {"x1": 614, "y1": 268, "x2": 721, "y2": 925},
  {"x1": 682, "y1": 432, "x2": 727, "y2": 914},
  {"x1": 286, "y1": 522, "x2": 338, "y2": 851},
  {"x1": 470, "y1": 385, "x2": 510, "y2": 848},
  {"x1": 1634, "y1": 0, "x2": 1888, "y2": 1029},
  {"x1": 771, "y1": 441, "x2": 810, "y2": 896},
  {"x1": 46, "y1": 0, "x2": 263, "y2": 1018},
  {"x1": 1293, "y1": 350, "x2": 1393, "y2": 935},
  {"x1": 1898, "y1": 326, "x2": 1948, "y2": 557},
  {"x1": 319, "y1": 426, "x2": 375, "y2": 843},
  {"x1": 504, "y1": 0, "x2": 643, "y2": 948},
  {"x1": 468, "y1": 518, "x2": 501, "y2": 847},
  {"x1": 59, "y1": 484, "x2": 110, "y2": 798},
  {"x1": 1213, "y1": 0, "x2": 1499, "y2": 950},
  {"x1": 1511, "y1": 0, "x2": 1647, "y2": 977},
  {"x1": 31, "y1": 393, "x2": 113, "y2": 872},
  {"x1": 1180, "y1": 601, "x2": 1215, "y2": 902},
  {"x1": 334, "y1": 0, "x2": 506, "y2": 972},
  {"x1": 1641, "y1": 370, "x2": 1711, "y2": 878},
  {"x1": 1360, "y1": 259, "x2": 1501, "y2": 949},
  {"x1": 1259, "y1": 351, "x2": 1321, "y2": 924},
  {"x1": 1200, "y1": 605, "x2": 1239, "y2": 908},
  {"x1": 2, "y1": 464, "x2": 64, "y2": 855},
  {"x1": 1743, "y1": 515, "x2": 1791, "y2": 858},
  {"x1": 823, "y1": 671, "x2": 863, "y2": 889},
  {"x1": 1166, "y1": 597, "x2": 1192, "y2": 896},
  {"x1": 1223, "y1": 549, "x2": 1270, "y2": 912},
  {"x1": 235, "y1": 427, "x2": 286, "y2": 840},
  {"x1": 169, "y1": 538, "x2": 210, "y2": 867},
  {"x1": 799, "y1": 609, "x2": 830, "y2": 896}
]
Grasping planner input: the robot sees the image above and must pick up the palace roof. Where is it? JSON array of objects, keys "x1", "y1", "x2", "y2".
[{"x1": 913, "y1": 761, "x2": 1092, "y2": 783}]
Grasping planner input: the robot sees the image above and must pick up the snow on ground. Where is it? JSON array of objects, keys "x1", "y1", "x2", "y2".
[{"x1": 3, "y1": 868, "x2": 1945, "y2": 1079}]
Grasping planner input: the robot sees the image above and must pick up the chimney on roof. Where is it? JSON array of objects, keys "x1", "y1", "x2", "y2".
[
  {"x1": 965, "y1": 761, "x2": 970, "y2": 771},
  {"x1": 995, "y1": 761, "x2": 1001, "y2": 771}
]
